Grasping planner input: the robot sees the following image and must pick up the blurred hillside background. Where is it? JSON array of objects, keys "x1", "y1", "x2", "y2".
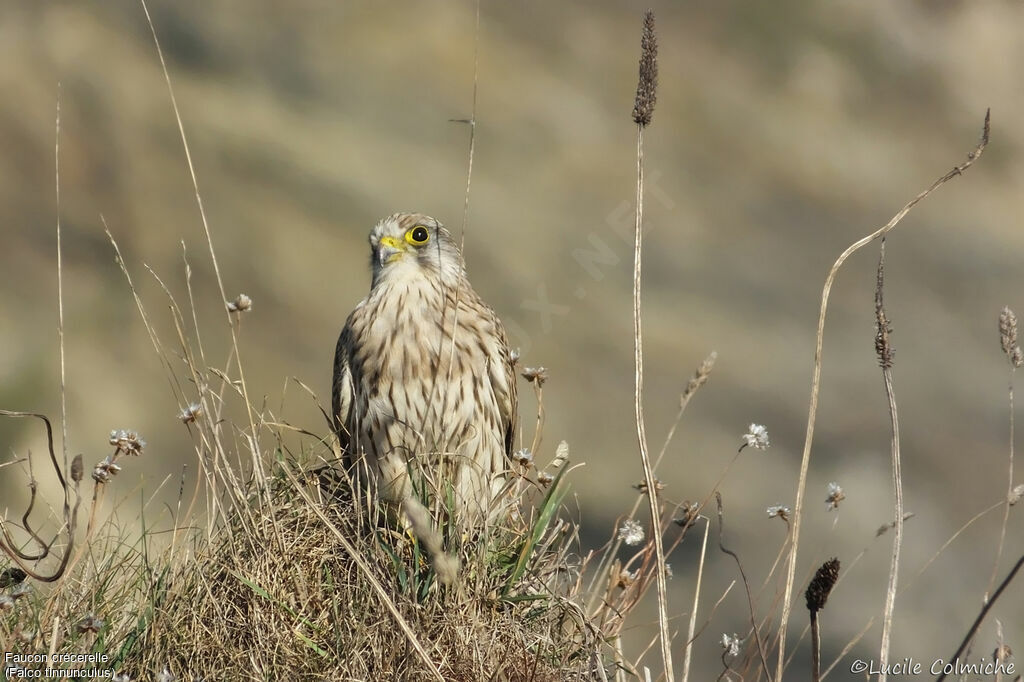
[{"x1": 1, "y1": 0, "x2": 1022, "y2": 676}]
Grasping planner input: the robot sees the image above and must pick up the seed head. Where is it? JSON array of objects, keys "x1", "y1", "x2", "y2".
[
  {"x1": 109, "y1": 429, "x2": 146, "y2": 456},
  {"x1": 618, "y1": 519, "x2": 645, "y2": 546},
  {"x1": 766, "y1": 505, "x2": 790, "y2": 521},
  {"x1": 227, "y1": 293, "x2": 252, "y2": 313},
  {"x1": 673, "y1": 500, "x2": 700, "y2": 529},
  {"x1": 1000, "y1": 307, "x2": 1023, "y2": 368},
  {"x1": 805, "y1": 557, "x2": 840, "y2": 613},
  {"x1": 179, "y1": 402, "x2": 203, "y2": 424},
  {"x1": 825, "y1": 482, "x2": 845, "y2": 511},
  {"x1": 512, "y1": 448, "x2": 534, "y2": 467},
  {"x1": 521, "y1": 366, "x2": 549, "y2": 387},
  {"x1": 92, "y1": 455, "x2": 123, "y2": 483},
  {"x1": 70, "y1": 454, "x2": 83, "y2": 483},
  {"x1": 742, "y1": 423, "x2": 770, "y2": 450},
  {"x1": 721, "y1": 633, "x2": 742, "y2": 658},
  {"x1": 616, "y1": 568, "x2": 639, "y2": 589},
  {"x1": 683, "y1": 351, "x2": 717, "y2": 405},
  {"x1": 632, "y1": 10, "x2": 658, "y2": 127},
  {"x1": 875, "y1": 244, "x2": 894, "y2": 369}
]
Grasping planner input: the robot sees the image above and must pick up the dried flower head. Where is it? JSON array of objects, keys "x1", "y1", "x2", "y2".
[
  {"x1": 631, "y1": 10, "x2": 658, "y2": 127},
  {"x1": 993, "y1": 644, "x2": 1013, "y2": 663},
  {"x1": 633, "y1": 478, "x2": 664, "y2": 495},
  {"x1": 1010, "y1": 483, "x2": 1024, "y2": 506},
  {"x1": 227, "y1": 293, "x2": 252, "y2": 313},
  {"x1": 673, "y1": 500, "x2": 700, "y2": 529},
  {"x1": 665, "y1": 563, "x2": 673, "y2": 579},
  {"x1": 682, "y1": 351, "x2": 717, "y2": 405},
  {"x1": 512, "y1": 448, "x2": 534, "y2": 467},
  {"x1": 70, "y1": 453, "x2": 83, "y2": 483},
  {"x1": 178, "y1": 402, "x2": 203, "y2": 424},
  {"x1": 825, "y1": 482, "x2": 845, "y2": 511},
  {"x1": 521, "y1": 366, "x2": 549, "y2": 387},
  {"x1": 618, "y1": 519, "x2": 645, "y2": 546},
  {"x1": 109, "y1": 429, "x2": 146, "y2": 456},
  {"x1": 875, "y1": 244, "x2": 894, "y2": 369},
  {"x1": 536, "y1": 470, "x2": 554, "y2": 486},
  {"x1": 616, "y1": 568, "x2": 639, "y2": 589},
  {"x1": 742, "y1": 423, "x2": 770, "y2": 450},
  {"x1": 76, "y1": 614, "x2": 104, "y2": 634},
  {"x1": 721, "y1": 632, "x2": 742, "y2": 658},
  {"x1": 805, "y1": 557, "x2": 840, "y2": 613},
  {"x1": 766, "y1": 505, "x2": 791, "y2": 521},
  {"x1": 92, "y1": 455, "x2": 123, "y2": 483},
  {"x1": 509, "y1": 348, "x2": 521, "y2": 366},
  {"x1": 1000, "y1": 307, "x2": 1024, "y2": 368}
]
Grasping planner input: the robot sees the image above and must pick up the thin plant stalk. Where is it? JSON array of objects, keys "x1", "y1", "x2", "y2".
[
  {"x1": 810, "y1": 610, "x2": 821, "y2": 682},
  {"x1": 775, "y1": 111, "x2": 990, "y2": 680},
  {"x1": 987, "y1": 370, "x2": 1014, "y2": 600},
  {"x1": 633, "y1": 110, "x2": 673, "y2": 682},
  {"x1": 630, "y1": 9, "x2": 671, "y2": 679},
  {"x1": 989, "y1": 306, "x2": 1020, "y2": 600},
  {"x1": 936, "y1": 554, "x2": 1024, "y2": 682},
  {"x1": 54, "y1": 87, "x2": 69, "y2": 482},
  {"x1": 681, "y1": 515, "x2": 710, "y2": 682},
  {"x1": 875, "y1": 240, "x2": 902, "y2": 681}
]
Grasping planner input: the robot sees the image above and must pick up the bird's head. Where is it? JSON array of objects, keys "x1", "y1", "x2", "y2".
[{"x1": 368, "y1": 213, "x2": 464, "y2": 287}]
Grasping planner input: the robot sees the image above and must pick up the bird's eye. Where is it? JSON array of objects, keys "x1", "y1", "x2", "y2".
[{"x1": 407, "y1": 226, "x2": 430, "y2": 245}]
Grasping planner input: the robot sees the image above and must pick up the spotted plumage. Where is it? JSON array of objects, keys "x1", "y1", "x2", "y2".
[{"x1": 332, "y1": 213, "x2": 517, "y2": 523}]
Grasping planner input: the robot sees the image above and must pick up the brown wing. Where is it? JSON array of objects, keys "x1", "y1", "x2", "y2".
[
  {"x1": 331, "y1": 319, "x2": 356, "y2": 469},
  {"x1": 491, "y1": 307, "x2": 518, "y2": 458}
]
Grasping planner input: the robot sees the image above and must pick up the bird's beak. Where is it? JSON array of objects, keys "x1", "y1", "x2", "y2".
[{"x1": 376, "y1": 236, "x2": 405, "y2": 267}]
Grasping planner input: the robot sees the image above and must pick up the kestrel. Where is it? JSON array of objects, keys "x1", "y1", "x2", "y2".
[{"x1": 331, "y1": 213, "x2": 517, "y2": 523}]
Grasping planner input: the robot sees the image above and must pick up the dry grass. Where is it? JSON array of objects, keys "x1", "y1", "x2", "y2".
[{"x1": 121, "y1": 465, "x2": 603, "y2": 680}]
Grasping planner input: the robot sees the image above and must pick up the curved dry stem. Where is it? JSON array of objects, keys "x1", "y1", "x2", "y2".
[
  {"x1": 0, "y1": 411, "x2": 79, "y2": 583},
  {"x1": 716, "y1": 493, "x2": 772, "y2": 682},
  {"x1": 936, "y1": 553, "x2": 1024, "y2": 682},
  {"x1": 776, "y1": 110, "x2": 991, "y2": 680}
]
